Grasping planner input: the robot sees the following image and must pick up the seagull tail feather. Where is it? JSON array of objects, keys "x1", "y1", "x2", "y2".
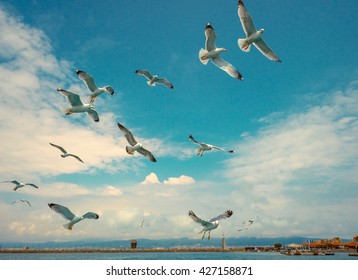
[
  {"x1": 199, "y1": 48, "x2": 209, "y2": 65},
  {"x1": 146, "y1": 81, "x2": 156, "y2": 86},
  {"x1": 62, "y1": 108, "x2": 72, "y2": 115},
  {"x1": 238, "y1": 38, "x2": 251, "y2": 52},
  {"x1": 63, "y1": 222, "x2": 73, "y2": 230}
]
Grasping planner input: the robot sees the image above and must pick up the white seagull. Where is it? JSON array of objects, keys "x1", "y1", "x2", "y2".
[
  {"x1": 238, "y1": 216, "x2": 259, "y2": 231},
  {"x1": 237, "y1": 0, "x2": 281, "y2": 62},
  {"x1": 117, "y1": 123, "x2": 157, "y2": 162},
  {"x1": 11, "y1": 199, "x2": 31, "y2": 207},
  {"x1": 189, "y1": 134, "x2": 235, "y2": 156},
  {"x1": 189, "y1": 210, "x2": 233, "y2": 240},
  {"x1": 199, "y1": 23, "x2": 243, "y2": 80},
  {"x1": 1, "y1": 180, "x2": 39, "y2": 191},
  {"x1": 135, "y1": 69, "x2": 174, "y2": 89},
  {"x1": 49, "y1": 143, "x2": 84, "y2": 163},
  {"x1": 75, "y1": 69, "x2": 114, "y2": 103},
  {"x1": 57, "y1": 88, "x2": 99, "y2": 122},
  {"x1": 48, "y1": 203, "x2": 99, "y2": 230}
]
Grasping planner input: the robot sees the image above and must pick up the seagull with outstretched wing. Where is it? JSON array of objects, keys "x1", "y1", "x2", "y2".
[
  {"x1": 135, "y1": 69, "x2": 174, "y2": 89},
  {"x1": 1, "y1": 180, "x2": 39, "y2": 191},
  {"x1": 189, "y1": 210, "x2": 233, "y2": 239},
  {"x1": 57, "y1": 88, "x2": 99, "y2": 122},
  {"x1": 75, "y1": 69, "x2": 114, "y2": 103},
  {"x1": 237, "y1": 0, "x2": 281, "y2": 62},
  {"x1": 199, "y1": 23, "x2": 243, "y2": 80},
  {"x1": 49, "y1": 143, "x2": 84, "y2": 163},
  {"x1": 189, "y1": 134, "x2": 235, "y2": 156},
  {"x1": 238, "y1": 216, "x2": 259, "y2": 231},
  {"x1": 48, "y1": 203, "x2": 99, "y2": 230},
  {"x1": 117, "y1": 123, "x2": 157, "y2": 162},
  {"x1": 11, "y1": 199, "x2": 31, "y2": 207}
]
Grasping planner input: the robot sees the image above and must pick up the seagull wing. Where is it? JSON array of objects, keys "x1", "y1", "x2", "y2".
[
  {"x1": 212, "y1": 145, "x2": 235, "y2": 153},
  {"x1": 188, "y1": 210, "x2": 211, "y2": 227},
  {"x1": 49, "y1": 143, "x2": 67, "y2": 154},
  {"x1": 48, "y1": 203, "x2": 76, "y2": 221},
  {"x1": 205, "y1": 24, "x2": 217, "y2": 51},
  {"x1": 212, "y1": 56, "x2": 243, "y2": 80},
  {"x1": 117, "y1": 123, "x2": 138, "y2": 146},
  {"x1": 25, "y1": 183, "x2": 38, "y2": 189},
  {"x1": 209, "y1": 210, "x2": 234, "y2": 222},
  {"x1": 188, "y1": 134, "x2": 202, "y2": 145},
  {"x1": 238, "y1": 0, "x2": 257, "y2": 36},
  {"x1": 137, "y1": 147, "x2": 157, "y2": 162},
  {"x1": 253, "y1": 38, "x2": 281, "y2": 62},
  {"x1": 57, "y1": 88, "x2": 83, "y2": 107},
  {"x1": 23, "y1": 200, "x2": 31, "y2": 207},
  {"x1": 135, "y1": 69, "x2": 153, "y2": 80},
  {"x1": 82, "y1": 212, "x2": 99, "y2": 220},
  {"x1": 69, "y1": 154, "x2": 84, "y2": 163},
  {"x1": 76, "y1": 70, "x2": 98, "y2": 92},
  {"x1": 156, "y1": 78, "x2": 174, "y2": 89},
  {"x1": 86, "y1": 108, "x2": 99, "y2": 122},
  {"x1": 9, "y1": 180, "x2": 20, "y2": 185}
]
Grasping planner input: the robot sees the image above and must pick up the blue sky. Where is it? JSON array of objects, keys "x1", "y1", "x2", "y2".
[{"x1": 0, "y1": 0, "x2": 357, "y2": 242}]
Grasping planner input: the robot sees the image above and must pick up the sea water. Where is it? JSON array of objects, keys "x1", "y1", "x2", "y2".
[{"x1": 0, "y1": 251, "x2": 354, "y2": 260}]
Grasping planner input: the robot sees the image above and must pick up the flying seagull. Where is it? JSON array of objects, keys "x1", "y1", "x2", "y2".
[
  {"x1": 49, "y1": 143, "x2": 84, "y2": 163},
  {"x1": 48, "y1": 203, "x2": 99, "y2": 230},
  {"x1": 199, "y1": 23, "x2": 243, "y2": 80},
  {"x1": 189, "y1": 210, "x2": 233, "y2": 240},
  {"x1": 189, "y1": 134, "x2": 235, "y2": 156},
  {"x1": 1, "y1": 180, "x2": 39, "y2": 191},
  {"x1": 237, "y1": 0, "x2": 281, "y2": 62},
  {"x1": 11, "y1": 199, "x2": 31, "y2": 207},
  {"x1": 140, "y1": 219, "x2": 145, "y2": 228},
  {"x1": 117, "y1": 123, "x2": 157, "y2": 162},
  {"x1": 135, "y1": 69, "x2": 174, "y2": 89},
  {"x1": 238, "y1": 216, "x2": 259, "y2": 231},
  {"x1": 57, "y1": 88, "x2": 99, "y2": 122},
  {"x1": 75, "y1": 69, "x2": 114, "y2": 103}
]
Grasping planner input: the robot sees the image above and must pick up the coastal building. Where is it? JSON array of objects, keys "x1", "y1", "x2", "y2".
[{"x1": 221, "y1": 234, "x2": 227, "y2": 250}]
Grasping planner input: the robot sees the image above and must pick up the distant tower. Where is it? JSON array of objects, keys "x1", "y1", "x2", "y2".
[
  {"x1": 221, "y1": 234, "x2": 227, "y2": 250},
  {"x1": 131, "y1": 239, "x2": 137, "y2": 249}
]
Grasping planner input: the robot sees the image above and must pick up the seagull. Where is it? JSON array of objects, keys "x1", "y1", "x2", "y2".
[
  {"x1": 189, "y1": 134, "x2": 235, "y2": 156},
  {"x1": 75, "y1": 69, "x2": 114, "y2": 103},
  {"x1": 48, "y1": 203, "x2": 99, "y2": 230},
  {"x1": 117, "y1": 123, "x2": 157, "y2": 162},
  {"x1": 199, "y1": 23, "x2": 243, "y2": 80},
  {"x1": 189, "y1": 210, "x2": 233, "y2": 240},
  {"x1": 135, "y1": 69, "x2": 174, "y2": 89},
  {"x1": 11, "y1": 199, "x2": 31, "y2": 207},
  {"x1": 238, "y1": 216, "x2": 259, "y2": 231},
  {"x1": 57, "y1": 88, "x2": 99, "y2": 122},
  {"x1": 49, "y1": 143, "x2": 84, "y2": 163},
  {"x1": 140, "y1": 219, "x2": 145, "y2": 228},
  {"x1": 1, "y1": 180, "x2": 39, "y2": 191},
  {"x1": 237, "y1": 0, "x2": 281, "y2": 62}
]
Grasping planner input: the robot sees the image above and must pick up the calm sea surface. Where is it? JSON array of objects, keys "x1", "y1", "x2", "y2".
[{"x1": 0, "y1": 251, "x2": 355, "y2": 260}]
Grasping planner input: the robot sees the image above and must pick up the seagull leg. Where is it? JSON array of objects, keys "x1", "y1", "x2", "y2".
[
  {"x1": 208, "y1": 231, "x2": 211, "y2": 240},
  {"x1": 202, "y1": 231, "x2": 205, "y2": 239}
]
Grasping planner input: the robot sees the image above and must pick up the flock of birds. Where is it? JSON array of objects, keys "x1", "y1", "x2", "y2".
[{"x1": 2, "y1": 1, "x2": 273, "y2": 238}]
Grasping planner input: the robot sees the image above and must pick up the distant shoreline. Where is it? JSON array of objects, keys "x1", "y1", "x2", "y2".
[
  {"x1": 1, "y1": 247, "x2": 356, "y2": 254},
  {"x1": 0, "y1": 247, "x2": 247, "y2": 254}
]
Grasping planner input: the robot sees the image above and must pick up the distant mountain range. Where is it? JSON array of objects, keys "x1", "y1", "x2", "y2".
[{"x1": 2, "y1": 236, "x2": 348, "y2": 249}]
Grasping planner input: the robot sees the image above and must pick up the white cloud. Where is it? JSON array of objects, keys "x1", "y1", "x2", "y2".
[
  {"x1": 141, "y1": 172, "x2": 161, "y2": 185},
  {"x1": 163, "y1": 175, "x2": 196, "y2": 185},
  {"x1": 141, "y1": 172, "x2": 195, "y2": 185}
]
